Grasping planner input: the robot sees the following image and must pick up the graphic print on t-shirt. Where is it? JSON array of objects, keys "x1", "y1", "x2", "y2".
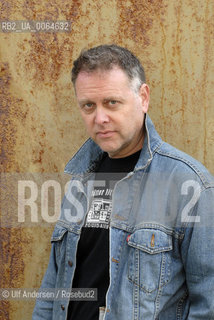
[{"x1": 85, "y1": 186, "x2": 113, "y2": 229}]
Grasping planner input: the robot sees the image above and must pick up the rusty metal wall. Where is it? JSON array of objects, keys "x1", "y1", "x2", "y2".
[{"x1": 0, "y1": 0, "x2": 213, "y2": 319}]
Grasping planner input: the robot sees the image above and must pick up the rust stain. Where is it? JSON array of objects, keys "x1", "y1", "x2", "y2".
[
  {"x1": 201, "y1": 0, "x2": 211, "y2": 167},
  {"x1": 0, "y1": 225, "x2": 28, "y2": 320},
  {"x1": 0, "y1": 229, "x2": 10, "y2": 320},
  {"x1": 0, "y1": 2, "x2": 82, "y2": 318},
  {"x1": 159, "y1": 19, "x2": 167, "y2": 139},
  {"x1": 16, "y1": 33, "x2": 63, "y2": 85},
  {"x1": 22, "y1": 0, "x2": 60, "y2": 21},
  {"x1": 0, "y1": 1, "x2": 12, "y2": 20},
  {"x1": 0, "y1": 302, "x2": 9, "y2": 320},
  {"x1": 115, "y1": 0, "x2": 166, "y2": 48},
  {"x1": 0, "y1": 36, "x2": 29, "y2": 320},
  {"x1": 21, "y1": 0, "x2": 81, "y2": 21},
  {"x1": 174, "y1": 2, "x2": 185, "y2": 125},
  {"x1": 0, "y1": 63, "x2": 28, "y2": 172},
  {"x1": 60, "y1": 0, "x2": 81, "y2": 21},
  {"x1": 15, "y1": 1, "x2": 81, "y2": 88}
]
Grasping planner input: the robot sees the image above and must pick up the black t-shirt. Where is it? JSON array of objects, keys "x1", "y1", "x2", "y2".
[{"x1": 67, "y1": 150, "x2": 141, "y2": 320}]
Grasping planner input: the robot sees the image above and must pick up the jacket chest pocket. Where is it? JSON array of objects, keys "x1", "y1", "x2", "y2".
[{"x1": 127, "y1": 228, "x2": 173, "y2": 293}]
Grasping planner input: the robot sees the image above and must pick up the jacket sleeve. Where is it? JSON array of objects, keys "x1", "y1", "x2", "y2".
[
  {"x1": 181, "y1": 187, "x2": 214, "y2": 319},
  {"x1": 32, "y1": 242, "x2": 57, "y2": 320}
]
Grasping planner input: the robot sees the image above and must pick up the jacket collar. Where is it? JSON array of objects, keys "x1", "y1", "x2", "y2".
[{"x1": 64, "y1": 114, "x2": 163, "y2": 176}]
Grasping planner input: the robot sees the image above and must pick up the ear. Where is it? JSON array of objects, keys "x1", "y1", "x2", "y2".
[{"x1": 139, "y1": 83, "x2": 150, "y2": 113}]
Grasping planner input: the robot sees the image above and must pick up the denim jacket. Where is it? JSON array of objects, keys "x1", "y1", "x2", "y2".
[{"x1": 33, "y1": 115, "x2": 214, "y2": 320}]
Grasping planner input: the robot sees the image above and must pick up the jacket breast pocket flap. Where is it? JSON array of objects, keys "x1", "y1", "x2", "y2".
[{"x1": 127, "y1": 228, "x2": 173, "y2": 293}]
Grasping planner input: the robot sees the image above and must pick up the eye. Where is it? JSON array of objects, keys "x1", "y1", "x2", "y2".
[
  {"x1": 81, "y1": 102, "x2": 95, "y2": 113},
  {"x1": 108, "y1": 100, "x2": 118, "y2": 106},
  {"x1": 85, "y1": 102, "x2": 94, "y2": 108}
]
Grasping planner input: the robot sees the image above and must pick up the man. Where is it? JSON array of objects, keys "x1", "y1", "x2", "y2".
[{"x1": 33, "y1": 44, "x2": 214, "y2": 319}]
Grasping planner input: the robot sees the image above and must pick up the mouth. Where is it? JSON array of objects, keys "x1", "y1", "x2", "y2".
[{"x1": 96, "y1": 131, "x2": 115, "y2": 138}]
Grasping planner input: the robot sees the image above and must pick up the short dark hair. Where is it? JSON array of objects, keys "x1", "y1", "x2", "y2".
[{"x1": 71, "y1": 44, "x2": 146, "y2": 91}]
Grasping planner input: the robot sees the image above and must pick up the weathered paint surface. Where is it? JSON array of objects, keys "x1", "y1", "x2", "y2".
[{"x1": 0, "y1": 0, "x2": 213, "y2": 319}]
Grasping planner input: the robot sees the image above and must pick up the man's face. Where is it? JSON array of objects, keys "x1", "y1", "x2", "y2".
[{"x1": 75, "y1": 67, "x2": 149, "y2": 158}]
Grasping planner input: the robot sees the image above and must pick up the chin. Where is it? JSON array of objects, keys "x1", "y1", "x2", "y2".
[{"x1": 97, "y1": 143, "x2": 118, "y2": 154}]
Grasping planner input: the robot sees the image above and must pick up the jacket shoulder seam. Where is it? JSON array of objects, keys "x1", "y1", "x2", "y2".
[{"x1": 155, "y1": 145, "x2": 213, "y2": 188}]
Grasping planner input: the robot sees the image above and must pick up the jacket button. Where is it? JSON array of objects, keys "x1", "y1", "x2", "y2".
[
  {"x1": 68, "y1": 260, "x2": 73, "y2": 267},
  {"x1": 61, "y1": 304, "x2": 65, "y2": 311}
]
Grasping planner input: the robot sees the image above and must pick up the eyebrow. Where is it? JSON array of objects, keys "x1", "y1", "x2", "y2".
[
  {"x1": 78, "y1": 99, "x2": 94, "y2": 105},
  {"x1": 78, "y1": 96, "x2": 125, "y2": 105},
  {"x1": 103, "y1": 96, "x2": 125, "y2": 102}
]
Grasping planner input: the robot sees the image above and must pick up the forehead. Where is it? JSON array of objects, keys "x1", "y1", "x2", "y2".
[{"x1": 75, "y1": 67, "x2": 131, "y2": 95}]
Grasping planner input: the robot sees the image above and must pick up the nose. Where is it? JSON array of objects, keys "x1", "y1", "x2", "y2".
[{"x1": 94, "y1": 106, "x2": 109, "y2": 125}]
